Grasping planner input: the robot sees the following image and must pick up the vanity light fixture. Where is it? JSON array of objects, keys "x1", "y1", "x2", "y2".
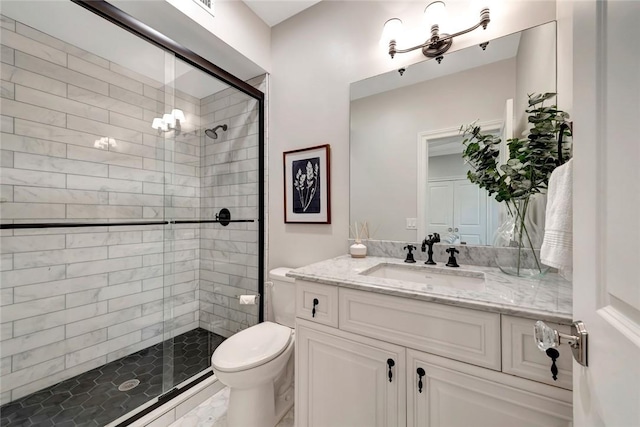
[
  {"x1": 382, "y1": 1, "x2": 490, "y2": 62},
  {"x1": 151, "y1": 108, "x2": 185, "y2": 135}
]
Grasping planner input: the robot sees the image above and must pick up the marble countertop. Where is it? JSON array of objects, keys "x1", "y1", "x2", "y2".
[{"x1": 287, "y1": 256, "x2": 572, "y2": 324}]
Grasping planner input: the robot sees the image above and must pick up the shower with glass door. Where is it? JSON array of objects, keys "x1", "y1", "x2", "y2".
[{"x1": 0, "y1": 1, "x2": 265, "y2": 425}]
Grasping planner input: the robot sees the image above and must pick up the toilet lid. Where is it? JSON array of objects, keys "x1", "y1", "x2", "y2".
[{"x1": 212, "y1": 322, "x2": 293, "y2": 373}]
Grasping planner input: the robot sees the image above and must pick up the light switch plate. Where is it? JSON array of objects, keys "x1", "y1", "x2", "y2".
[{"x1": 406, "y1": 218, "x2": 417, "y2": 230}]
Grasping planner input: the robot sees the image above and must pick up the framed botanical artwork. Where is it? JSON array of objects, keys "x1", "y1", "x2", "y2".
[{"x1": 283, "y1": 144, "x2": 331, "y2": 224}]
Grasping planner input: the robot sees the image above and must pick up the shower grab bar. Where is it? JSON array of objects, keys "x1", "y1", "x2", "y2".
[
  {"x1": 172, "y1": 219, "x2": 255, "y2": 224},
  {"x1": 0, "y1": 219, "x2": 255, "y2": 230},
  {"x1": 0, "y1": 221, "x2": 170, "y2": 230}
]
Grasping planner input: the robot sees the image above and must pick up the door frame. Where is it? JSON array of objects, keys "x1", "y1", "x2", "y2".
[{"x1": 417, "y1": 120, "x2": 501, "y2": 239}]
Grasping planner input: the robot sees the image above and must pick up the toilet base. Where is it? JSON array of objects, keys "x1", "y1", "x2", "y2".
[
  {"x1": 228, "y1": 382, "x2": 275, "y2": 427},
  {"x1": 225, "y1": 357, "x2": 294, "y2": 427}
]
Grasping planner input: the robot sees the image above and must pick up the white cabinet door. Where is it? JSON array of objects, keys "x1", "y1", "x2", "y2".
[
  {"x1": 454, "y1": 180, "x2": 487, "y2": 245},
  {"x1": 407, "y1": 349, "x2": 572, "y2": 427},
  {"x1": 426, "y1": 181, "x2": 453, "y2": 237},
  {"x1": 296, "y1": 319, "x2": 406, "y2": 427},
  {"x1": 428, "y1": 180, "x2": 489, "y2": 244}
]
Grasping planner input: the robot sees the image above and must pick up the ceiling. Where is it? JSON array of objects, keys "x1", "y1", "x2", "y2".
[
  {"x1": 1, "y1": 1, "x2": 229, "y2": 99},
  {"x1": 243, "y1": 0, "x2": 321, "y2": 27}
]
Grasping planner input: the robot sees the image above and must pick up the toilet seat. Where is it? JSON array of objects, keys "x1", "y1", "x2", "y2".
[{"x1": 212, "y1": 322, "x2": 293, "y2": 373}]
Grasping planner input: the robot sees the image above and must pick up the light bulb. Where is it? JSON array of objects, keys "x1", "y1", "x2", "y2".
[
  {"x1": 162, "y1": 113, "x2": 175, "y2": 128},
  {"x1": 152, "y1": 117, "x2": 164, "y2": 131},
  {"x1": 424, "y1": 1, "x2": 448, "y2": 31},
  {"x1": 171, "y1": 109, "x2": 185, "y2": 123},
  {"x1": 380, "y1": 18, "x2": 403, "y2": 47}
]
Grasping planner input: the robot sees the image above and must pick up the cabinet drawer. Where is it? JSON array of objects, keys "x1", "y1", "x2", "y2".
[
  {"x1": 339, "y1": 288, "x2": 501, "y2": 370},
  {"x1": 502, "y1": 315, "x2": 573, "y2": 390},
  {"x1": 296, "y1": 280, "x2": 338, "y2": 327}
]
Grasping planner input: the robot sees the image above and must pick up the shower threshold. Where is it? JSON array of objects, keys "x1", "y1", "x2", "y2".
[{"x1": 0, "y1": 328, "x2": 224, "y2": 427}]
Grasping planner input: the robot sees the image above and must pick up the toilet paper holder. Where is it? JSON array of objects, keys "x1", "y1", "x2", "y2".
[{"x1": 236, "y1": 293, "x2": 261, "y2": 304}]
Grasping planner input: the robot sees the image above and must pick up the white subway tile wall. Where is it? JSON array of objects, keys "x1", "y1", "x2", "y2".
[
  {"x1": 0, "y1": 15, "x2": 264, "y2": 405},
  {"x1": 198, "y1": 75, "x2": 264, "y2": 338}
]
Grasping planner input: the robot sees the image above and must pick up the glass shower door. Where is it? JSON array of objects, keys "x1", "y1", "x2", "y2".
[
  {"x1": 0, "y1": 1, "x2": 177, "y2": 424},
  {"x1": 159, "y1": 59, "x2": 263, "y2": 394}
]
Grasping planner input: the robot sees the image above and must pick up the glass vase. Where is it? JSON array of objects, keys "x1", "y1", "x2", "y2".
[{"x1": 493, "y1": 198, "x2": 549, "y2": 277}]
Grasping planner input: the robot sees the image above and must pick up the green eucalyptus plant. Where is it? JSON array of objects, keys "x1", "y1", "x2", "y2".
[{"x1": 460, "y1": 93, "x2": 572, "y2": 275}]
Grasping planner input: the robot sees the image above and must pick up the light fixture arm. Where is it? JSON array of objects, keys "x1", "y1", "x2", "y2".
[{"x1": 388, "y1": 7, "x2": 490, "y2": 59}]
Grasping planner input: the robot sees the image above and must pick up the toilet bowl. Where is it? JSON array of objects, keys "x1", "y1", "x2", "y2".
[{"x1": 211, "y1": 268, "x2": 296, "y2": 427}]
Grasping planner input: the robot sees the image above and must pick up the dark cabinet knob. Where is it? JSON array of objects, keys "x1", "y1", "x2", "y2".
[{"x1": 312, "y1": 298, "x2": 319, "y2": 318}]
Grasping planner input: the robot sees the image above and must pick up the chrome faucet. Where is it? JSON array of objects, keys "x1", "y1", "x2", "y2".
[{"x1": 421, "y1": 233, "x2": 440, "y2": 265}]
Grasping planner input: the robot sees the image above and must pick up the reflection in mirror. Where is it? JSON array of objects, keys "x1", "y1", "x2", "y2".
[{"x1": 350, "y1": 22, "x2": 556, "y2": 244}]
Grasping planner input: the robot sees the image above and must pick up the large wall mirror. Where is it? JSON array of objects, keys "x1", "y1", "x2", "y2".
[{"x1": 350, "y1": 21, "x2": 556, "y2": 244}]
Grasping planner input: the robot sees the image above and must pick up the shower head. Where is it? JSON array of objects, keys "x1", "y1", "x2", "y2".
[{"x1": 204, "y1": 124, "x2": 228, "y2": 140}]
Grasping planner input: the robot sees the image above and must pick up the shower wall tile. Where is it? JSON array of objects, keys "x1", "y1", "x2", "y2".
[
  {"x1": 1, "y1": 62, "x2": 67, "y2": 97},
  {"x1": 0, "y1": 323, "x2": 13, "y2": 341},
  {"x1": 11, "y1": 329, "x2": 107, "y2": 371},
  {"x1": 0, "y1": 28, "x2": 67, "y2": 66},
  {"x1": 14, "y1": 22, "x2": 109, "y2": 69},
  {"x1": 15, "y1": 52, "x2": 109, "y2": 95},
  {"x1": 1, "y1": 356, "x2": 65, "y2": 391},
  {"x1": 1, "y1": 81, "x2": 15, "y2": 100},
  {"x1": 65, "y1": 256, "x2": 142, "y2": 278},
  {"x1": 10, "y1": 355, "x2": 105, "y2": 401},
  {"x1": 0, "y1": 326, "x2": 66, "y2": 357},
  {"x1": 15, "y1": 85, "x2": 109, "y2": 123},
  {"x1": 14, "y1": 152, "x2": 109, "y2": 177},
  {"x1": 1, "y1": 133, "x2": 66, "y2": 158},
  {"x1": 0, "y1": 15, "x2": 265, "y2": 405},
  {"x1": 65, "y1": 306, "x2": 141, "y2": 338},
  {"x1": 13, "y1": 274, "x2": 107, "y2": 302},
  {"x1": 68, "y1": 55, "x2": 143, "y2": 94},
  {"x1": 12, "y1": 302, "x2": 108, "y2": 336},
  {"x1": 198, "y1": 77, "x2": 264, "y2": 338}
]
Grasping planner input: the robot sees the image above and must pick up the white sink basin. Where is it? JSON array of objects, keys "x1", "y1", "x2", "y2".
[{"x1": 361, "y1": 263, "x2": 486, "y2": 291}]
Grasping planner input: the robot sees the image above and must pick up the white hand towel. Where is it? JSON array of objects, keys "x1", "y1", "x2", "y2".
[{"x1": 541, "y1": 159, "x2": 573, "y2": 278}]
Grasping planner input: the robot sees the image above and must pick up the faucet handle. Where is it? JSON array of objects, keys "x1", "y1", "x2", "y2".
[
  {"x1": 445, "y1": 247, "x2": 459, "y2": 267},
  {"x1": 403, "y1": 245, "x2": 417, "y2": 263},
  {"x1": 433, "y1": 232, "x2": 440, "y2": 242}
]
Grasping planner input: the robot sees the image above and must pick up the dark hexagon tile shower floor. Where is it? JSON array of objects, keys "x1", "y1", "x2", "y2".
[{"x1": 0, "y1": 328, "x2": 224, "y2": 427}]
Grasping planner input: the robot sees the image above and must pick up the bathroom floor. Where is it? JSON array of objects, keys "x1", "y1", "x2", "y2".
[
  {"x1": 169, "y1": 387, "x2": 294, "y2": 427},
  {"x1": 0, "y1": 328, "x2": 224, "y2": 427}
]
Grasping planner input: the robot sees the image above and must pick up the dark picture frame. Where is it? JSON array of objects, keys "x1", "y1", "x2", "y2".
[{"x1": 283, "y1": 144, "x2": 331, "y2": 224}]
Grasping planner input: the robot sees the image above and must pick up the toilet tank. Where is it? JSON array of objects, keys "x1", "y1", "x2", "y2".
[{"x1": 269, "y1": 268, "x2": 296, "y2": 329}]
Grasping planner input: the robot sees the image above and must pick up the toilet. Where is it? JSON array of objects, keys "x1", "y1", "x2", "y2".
[{"x1": 211, "y1": 268, "x2": 296, "y2": 427}]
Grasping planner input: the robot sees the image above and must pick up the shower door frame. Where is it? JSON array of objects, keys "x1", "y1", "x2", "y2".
[
  {"x1": 67, "y1": 0, "x2": 265, "y2": 321},
  {"x1": 68, "y1": 0, "x2": 266, "y2": 424}
]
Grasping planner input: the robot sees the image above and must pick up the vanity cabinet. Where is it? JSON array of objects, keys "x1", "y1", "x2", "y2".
[
  {"x1": 296, "y1": 319, "x2": 406, "y2": 427},
  {"x1": 407, "y1": 349, "x2": 572, "y2": 427},
  {"x1": 295, "y1": 281, "x2": 573, "y2": 427}
]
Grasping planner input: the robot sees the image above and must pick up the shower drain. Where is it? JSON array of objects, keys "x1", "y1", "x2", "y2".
[{"x1": 118, "y1": 379, "x2": 140, "y2": 392}]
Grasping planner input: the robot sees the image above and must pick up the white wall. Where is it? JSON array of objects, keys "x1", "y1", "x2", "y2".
[
  {"x1": 514, "y1": 22, "x2": 557, "y2": 135},
  {"x1": 350, "y1": 59, "x2": 515, "y2": 241},
  {"x1": 269, "y1": 0, "x2": 557, "y2": 270},
  {"x1": 110, "y1": 0, "x2": 270, "y2": 79}
]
